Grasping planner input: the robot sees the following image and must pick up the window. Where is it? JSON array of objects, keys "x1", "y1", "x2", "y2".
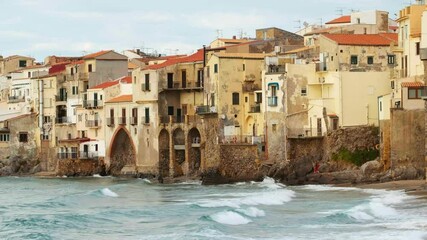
[
  {"x1": 408, "y1": 87, "x2": 426, "y2": 99},
  {"x1": 350, "y1": 55, "x2": 358, "y2": 65},
  {"x1": 145, "y1": 107, "x2": 150, "y2": 124},
  {"x1": 19, "y1": 132, "x2": 28, "y2": 142},
  {"x1": 197, "y1": 69, "x2": 203, "y2": 87},
  {"x1": 416, "y1": 42, "x2": 420, "y2": 55},
  {"x1": 71, "y1": 68, "x2": 74, "y2": 75},
  {"x1": 301, "y1": 87, "x2": 307, "y2": 96},
  {"x1": 72, "y1": 86, "x2": 78, "y2": 95},
  {"x1": 0, "y1": 134, "x2": 10, "y2": 142},
  {"x1": 133, "y1": 76, "x2": 136, "y2": 84},
  {"x1": 256, "y1": 92, "x2": 262, "y2": 103},
  {"x1": 144, "y1": 74, "x2": 150, "y2": 91},
  {"x1": 88, "y1": 64, "x2": 93, "y2": 72},
  {"x1": 243, "y1": 64, "x2": 245, "y2": 71},
  {"x1": 214, "y1": 64, "x2": 218, "y2": 73},
  {"x1": 28, "y1": 72, "x2": 31, "y2": 78},
  {"x1": 331, "y1": 56, "x2": 334, "y2": 62},
  {"x1": 168, "y1": 106, "x2": 174, "y2": 115},
  {"x1": 232, "y1": 92, "x2": 239, "y2": 105},
  {"x1": 357, "y1": 18, "x2": 361, "y2": 24},
  {"x1": 367, "y1": 56, "x2": 374, "y2": 65},
  {"x1": 19, "y1": 60, "x2": 27, "y2": 68},
  {"x1": 387, "y1": 55, "x2": 395, "y2": 65},
  {"x1": 271, "y1": 85, "x2": 277, "y2": 97},
  {"x1": 211, "y1": 93, "x2": 215, "y2": 106}
]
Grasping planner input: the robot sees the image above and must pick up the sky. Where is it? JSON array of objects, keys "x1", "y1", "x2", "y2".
[{"x1": 0, "y1": 0, "x2": 409, "y2": 61}]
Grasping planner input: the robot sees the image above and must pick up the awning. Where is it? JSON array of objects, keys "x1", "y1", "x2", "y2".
[{"x1": 267, "y1": 82, "x2": 279, "y2": 88}]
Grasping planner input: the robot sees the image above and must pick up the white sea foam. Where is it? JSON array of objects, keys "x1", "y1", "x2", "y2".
[
  {"x1": 141, "y1": 178, "x2": 152, "y2": 184},
  {"x1": 101, "y1": 188, "x2": 118, "y2": 197},
  {"x1": 343, "y1": 190, "x2": 410, "y2": 221},
  {"x1": 177, "y1": 180, "x2": 202, "y2": 185},
  {"x1": 197, "y1": 189, "x2": 295, "y2": 208},
  {"x1": 210, "y1": 211, "x2": 252, "y2": 225},
  {"x1": 303, "y1": 184, "x2": 360, "y2": 192},
  {"x1": 236, "y1": 207, "x2": 266, "y2": 217},
  {"x1": 93, "y1": 174, "x2": 102, "y2": 178}
]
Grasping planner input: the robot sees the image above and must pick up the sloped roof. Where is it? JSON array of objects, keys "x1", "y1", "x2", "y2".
[
  {"x1": 326, "y1": 15, "x2": 351, "y2": 25},
  {"x1": 145, "y1": 49, "x2": 204, "y2": 70},
  {"x1": 401, "y1": 82, "x2": 425, "y2": 87},
  {"x1": 214, "y1": 52, "x2": 269, "y2": 59},
  {"x1": 90, "y1": 76, "x2": 131, "y2": 90},
  {"x1": 322, "y1": 33, "x2": 398, "y2": 46},
  {"x1": 83, "y1": 50, "x2": 112, "y2": 59},
  {"x1": 106, "y1": 94, "x2": 133, "y2": 103}
]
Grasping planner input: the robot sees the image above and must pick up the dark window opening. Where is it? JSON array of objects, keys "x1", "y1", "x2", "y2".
[
  {"x1": 367, "y1": 56, "x2": 374, "y2": 65},
  {"x1": 232, "y1": 92, "x2": 239, "y2": 105},
  {"x1": 19, "y1": 132, "x2": 28, "y2": 142},
  {"x1": 351, "y1": 55, "x2": 358, "y2": 65}
]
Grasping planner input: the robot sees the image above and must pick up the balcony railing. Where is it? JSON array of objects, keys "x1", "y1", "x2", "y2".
[
  {"x1": 57, "y1": 152, "x2": 78, "y2": 159},
  {"x1": 268, "y1": 96, "x2": 278, "y2": 107},
  {"x1": 118, "y1": 117, "x2": 126, "y2": 125},
  {"x1": 287, "y1": 128, "x2": 325, "y2": 138},
  {"x1": 267, "y1": 65, "x2": 287, "y2": 74},
  {"x1": 141, "y1": 83, "x2": 150, "y2": 91},
  {"x1": 83, "y1": 100, "x2": 103, "y2": 108},
  {"x1": 141, "y1": 116, "x2": 150, "y2": 125},
  {"x1": 165, "y1": 81, "x2": 203, "y2": 90},
  {"x1": 221, "y1": 135, "x2": 265, "y2": 144},
  {"x1": 196, "y1": 105, "x2": 217, "y2": 115},
  {"x1": 130, "y1": 117, "x2": 138, "y2": 125},
  {"x1": 56, "y1": 95, "x2": 67, "y2": 102},
  {"x1": 79, "y1": 151, "x2": 98, "y2": 160},
  {"x1": 55, "y1": 116, "x2": 73, "y2": 124},
  {"x1": 106, "y1": 118, "x2": 114, "y2": 127},
  {"x1": 249, "y1": 104, "x2": 261, "y2": 113},
  {"x1": 316, "y1": 62, "x2": 327, "y2": 72},
  {"x1": 85, "y1": 120, "x2": 101, "y2": 128},
  {"x1": 8, "y1": 96, "x2": 25, "y2": 103},
  {"x1": 79, "y1": 72, "x2": 89, "y2": 80}
]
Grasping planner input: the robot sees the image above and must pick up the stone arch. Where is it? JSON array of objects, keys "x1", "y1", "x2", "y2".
[
  {"x1": 187, "y1": 128, "x2": 202, "y2": 174},
  {"x1": 158, "y1": 129, "x2": 170, "y2": 178},
  {"x1": 108, "y1": 127, "x2": 136, "y2": 175},
  {"x1": 172, "y1": 128, "x2": 185, "y2": 177}
]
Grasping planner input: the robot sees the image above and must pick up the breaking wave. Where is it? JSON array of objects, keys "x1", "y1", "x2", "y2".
[
  {"x1": 209, "y1": 211, "x2": 252, "y2": 225},
  {"x1": 100, "y1": 188, "x2": 118, "y2": 197}
]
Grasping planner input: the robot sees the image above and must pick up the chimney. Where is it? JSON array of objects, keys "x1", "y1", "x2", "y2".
[
  {"x1": 136, "y1": 49, "x2": 141, "y2": 55},
  {"x1": 233, "y1": 36, "x2": 237, "y2": 39}
]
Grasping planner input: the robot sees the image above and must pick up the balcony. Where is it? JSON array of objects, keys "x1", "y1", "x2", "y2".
[
  {"x1": 56, "y1": 95, "x2": 67, "y2": 102},
  {"x1": 165, "y1": 81, "x2": 203, "y2": 91},
  {"x1": 141, "y1": 83, "x2": 150, "y2": 91},
  {"x1": 249, "y1": 104, "x2": 261, "y2": 113},
  {"x1": 141, "y1": 116, "x2": 150, "y2": 125},
  {"x1": 8, "y1": 96, "x2": 25, "y2": 103},
  {"x1": 268, "y1": 96, "x2": 278, "y2": 107},
  {"x1": 221, "y1": 135, "x2": 265, "y2": 145},
  {"x1": 79, "y1": 72, "x2": 89, "y2": 80},
  {"x1": 287, "y1": 127, "x2": 324, "y2": 138},
  {"x1": 130, "y1": 117, "x2": 138, "y2": 125},
  {"x1": 85, "y1": 120, "x2": 101, "y2": 128},
  {"x1": 196, "y1": 105, "x2": 217, "y2": 115},
  {"x1": 83, "y1": 100, "x2": 103, "y2": 109},
  {"x1": 243, "y1": 83, "x2": 261, "y2": 92},
  {"x1": 80, "y1": 151, "x2": 98, "y2": 160},
  {"x1": 118, "y1": 117, "x2": 126, "y2": 125},
  {"x1": 55, "y1": 116, "x2": 73, "y2": 124},
  {"x1": 106, "y1": 118, "x2": 115, "y2": 127},
  {"x1": 267, "y1": 65, "x2": 287, "y2": 74},
  {"x1": 57, "y1": 152, "x2": 78, "y2": 159},
  {"x1": 316, "y1": 62, "x2": 327, "y2": 72}
]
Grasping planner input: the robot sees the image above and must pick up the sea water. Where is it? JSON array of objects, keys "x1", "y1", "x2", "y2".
[{"x1": 0, "y1": 177, "x2": 426, "y2": 240}]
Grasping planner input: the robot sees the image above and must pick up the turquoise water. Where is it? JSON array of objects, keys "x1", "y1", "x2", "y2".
[{"x1": 0, "y1": 177, "x2": 426, "y2": 240}]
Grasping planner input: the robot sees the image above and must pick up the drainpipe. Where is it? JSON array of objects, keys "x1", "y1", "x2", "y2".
[{"x1": 38, "y1": 73, "x2": 43, "y2": 134}]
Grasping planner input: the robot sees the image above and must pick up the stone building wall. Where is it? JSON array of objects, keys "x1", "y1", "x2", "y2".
[
  {"x1": 57, "y1": 159, "x2": 101, "y2": 176},
  {"x1": 390, "y1": 109, "x2": 425, "y2": 179},
  {"x1": 218, "y1": 144, "x2": 261, "y2": 181}
]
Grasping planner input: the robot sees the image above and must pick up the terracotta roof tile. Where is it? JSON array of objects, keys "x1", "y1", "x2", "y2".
[
  {"x1": 106, "y1": 94, "x2": 132, "y2": 103},
  {"x1": 145, "y1": 49, "x2": 204, "y2": 70},
  {"x1": 214, "y1": 52, "x2": 270, "y2": 59},
  {"x1": 326, "y1": 15, "x2": 351, "y2": 25},
  {"x1": 401, "y1": 82, "x2": 425, "y2": 87},
  {"x1": 128, "y1": 62, "x2": 139, "y2": 69},
  {"x1": 83, "y1": 50, "x2": 112, "y2": 59},
  {"x1": 323, "y1": 33, "x2": 398, "y2": 46},
  {"x1": 90, "y1": 76, "x2": 131, "y2": 90}
]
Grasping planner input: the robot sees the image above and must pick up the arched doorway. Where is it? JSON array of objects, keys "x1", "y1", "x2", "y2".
[
  {"x1": 245, "y1": 116, "x2": 255, "y2": 137},
  {"x1": 172, "y1": 128, "x2": 185, "y2": 177},
  {"x1": 158, "y1": 129, "x2": 170, "y2": 177},
  {"x1": 188, "y1": 128, "x2": 201, "y2": 174},
  {"x1": 109, "y1": 128, "x2": 136, "y2": 175}
]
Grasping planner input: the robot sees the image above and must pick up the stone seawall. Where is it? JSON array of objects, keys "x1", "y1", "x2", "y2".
[
  {"x1": 202, "y1": 144, "x2": 262, "y2": 184},
  {"x1": 57, "y1": 159, "x2": 104, "y2": 177}
]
